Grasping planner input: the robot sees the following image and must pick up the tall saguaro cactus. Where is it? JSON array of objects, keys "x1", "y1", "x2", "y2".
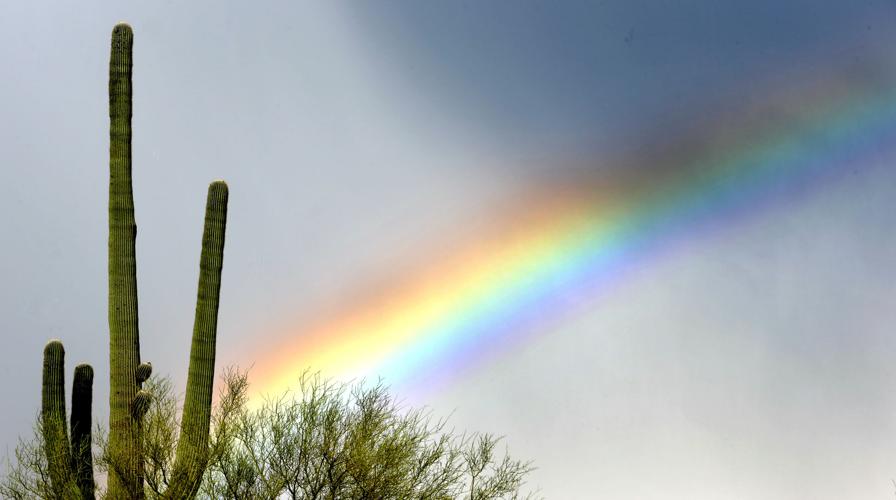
[
  {"x1": 39, "y1": 23, "x2": 231, "y2": 499},
  {"x1": 106, "y1": 22, "x2": 144, "y2": 497}
]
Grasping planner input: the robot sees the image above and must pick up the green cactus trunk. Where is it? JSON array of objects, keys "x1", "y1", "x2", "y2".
[{"x1": 106, "y1": 22, "x2": 144, "y2": 499}]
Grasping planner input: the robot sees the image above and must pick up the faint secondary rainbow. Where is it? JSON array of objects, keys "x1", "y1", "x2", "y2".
[{"x1": 249, "y1": 78, "x2": 896, "y2": 401}]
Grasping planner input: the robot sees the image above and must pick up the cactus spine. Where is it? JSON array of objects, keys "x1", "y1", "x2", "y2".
[{"x1": 38, "y1": 23, "x2": 230, "y2": 499}]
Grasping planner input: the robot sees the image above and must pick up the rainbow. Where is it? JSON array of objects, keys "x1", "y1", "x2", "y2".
[{"x1": 248, "y1": 76, "x2": 896, "y2": 402}]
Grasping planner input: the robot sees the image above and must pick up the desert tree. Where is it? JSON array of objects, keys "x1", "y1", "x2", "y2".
[{"x1": 4, "y1": 369, "x2": 538, "y2": 499}]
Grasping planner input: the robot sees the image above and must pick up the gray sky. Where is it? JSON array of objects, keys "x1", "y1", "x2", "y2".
[{"x1": 3, "y1": 2, "x2": 896, "y2": 498}]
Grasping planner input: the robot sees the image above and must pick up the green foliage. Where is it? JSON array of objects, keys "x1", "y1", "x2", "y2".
[
  {"x1": 5, "y1": 371, "x2": 538, "y2": 499},
  {"x1": 1, "y1": 416, "x2": 71, "y2": 499},
  {"x1": 111, "y1": 369, "x2": 539, "y2": 499}
]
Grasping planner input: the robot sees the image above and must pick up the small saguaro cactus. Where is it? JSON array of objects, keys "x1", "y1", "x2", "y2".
[
  {"x1": 41, "y1": 340, "x2": 91, "y2": 499},
  {"x1": 39, "y1": 23, "x2": 231, "y2": 500},
  {"x1": 71, "y1": 363, "x2": 95, "y2": 498}
]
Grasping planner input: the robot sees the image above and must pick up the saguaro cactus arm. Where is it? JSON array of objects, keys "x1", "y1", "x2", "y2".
[
  {"x1": 165, "y1": 181, "x2": 229, "y2": 499},
  {"x1": 71, "y1": 364, "x2": 95, "y2": 499},
  {"x1": 107, "y1": 22, "x2": 144, "y2": 498},
  {"x1": 136, "y1": 362, "x2": 152, "y2": 385}
]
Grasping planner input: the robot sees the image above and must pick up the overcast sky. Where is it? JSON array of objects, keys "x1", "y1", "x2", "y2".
[{"x1": 3, "y1": 2, "x2": 896, "y2": 498}]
